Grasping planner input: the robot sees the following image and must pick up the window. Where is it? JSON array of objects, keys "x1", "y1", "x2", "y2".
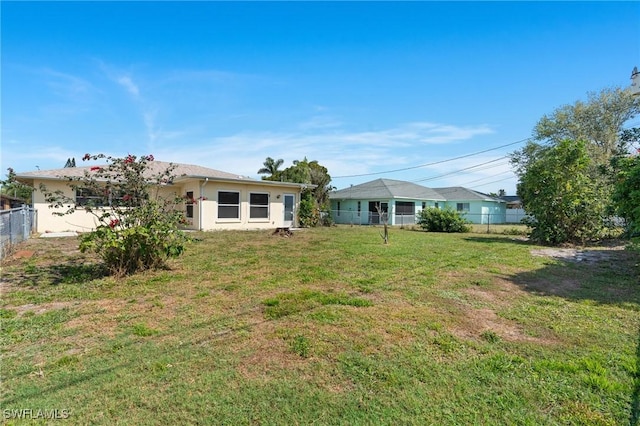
[
  {"x1": 357, "y1": 201, "x2": 361, "y2": 217},
  {"x1": 218, "y1": 191, "x2": 240, "y2": 219},
  {"x1": 456, "y1": 203, "x2": 470, "y2": 212},
  {"x1": 395, "y1": 201, "x2": 414, "y2": 215},
  {"x1": 249, "y1": 193, "x2": 269, "y2": 219},
  {"x1": 185, "y1": 191, "x2": 194, "y2": 219},
  {"x1": 421, "y1": 202, "x2": 426, "y2": 210},
  {"x1": 434, "y1": 202, "x2": 439, "y2": 209},
  {"x1": 76, "y1": 188, "x2": 105, "y2": 207},
  {"x1": 337, "y1": 201, "x2": 341, "y2": 216}
]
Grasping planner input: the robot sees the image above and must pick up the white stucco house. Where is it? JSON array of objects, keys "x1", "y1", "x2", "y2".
[
  {"x1": 329, "y1": 178, "x2": 506, "y2": 225},
  {"x1": 16, "y1": 161, "x2": 309, "y2": 233}
]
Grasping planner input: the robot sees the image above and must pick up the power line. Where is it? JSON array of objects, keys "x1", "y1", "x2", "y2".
[
  {"x1": 413, "y1": 156, "x2": 509, "y2": 183},
  {"x1": 332, "y1": 137, "x2": 531, "y2": 179},
  {"x1": 457, "y1": 170, "x2": 514, "y2": 187},
  {"x1": 470, "y1": 175, "x2": 518, "y2": 190}
]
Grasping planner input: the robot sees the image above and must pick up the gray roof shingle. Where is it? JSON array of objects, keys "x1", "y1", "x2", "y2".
[
  {"x1": 16, "y1": 161, "x2": 249, "y2": 181},
  {"x1": 330, "y1": 179, "x2": 505, "y2": 203},
  {"x1": 330, "y1": 178, "x2": 445, "y2": 200}
]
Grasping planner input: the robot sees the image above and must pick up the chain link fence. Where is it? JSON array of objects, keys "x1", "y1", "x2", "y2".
[
  {"x1": 330, "y1": 210, "x2": 529, "y2": 228},
  {"x1": 0, "y1": 206, "x2": 37, "y2": 259}
]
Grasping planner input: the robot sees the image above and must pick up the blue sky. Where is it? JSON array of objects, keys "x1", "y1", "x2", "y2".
[{"x1": 2, "y1": 1, "x2": 639, "y2": 194}]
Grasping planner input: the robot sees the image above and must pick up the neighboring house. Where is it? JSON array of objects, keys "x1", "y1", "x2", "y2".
[
  {"x1": 0, "y1": 194, "x2": 26, "y2": 210},
  {"x1": 329, "y1": 178, "x2": 506, "y2": 225},
  {"x1": 433, "y1": 187, "x2": 506, "y2": 225},
  {"x1": 499, "y1": 195, "x2": 528, "y2": 224},
  {"x1": 16, "y1": 161, "x2": 308, "y2": 233}
]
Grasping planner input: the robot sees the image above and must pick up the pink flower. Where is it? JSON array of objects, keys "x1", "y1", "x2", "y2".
[
  {"x1": 146, "y1": 155, "x2": 154, "y2": 162},
  {"x1": 122, "y1": 194, "x2": 132, "y2": 201},
  {"x1": 109, "y1": 219, "x2": 120, "y2": 229},
  {"x1": 90, "y1": 166, "x2": 101, "y2": 172},
  {"x1": 124, "y1": 155, "x2": 135, "y2": 164}
]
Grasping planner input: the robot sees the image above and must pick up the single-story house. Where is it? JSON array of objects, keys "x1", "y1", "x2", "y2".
[
  {"x1": 16, "y1": 161, "x2": 309, "y2": 233},
  {"x1": 329, "y1": 178, "x2": 506, "y2": 225}
]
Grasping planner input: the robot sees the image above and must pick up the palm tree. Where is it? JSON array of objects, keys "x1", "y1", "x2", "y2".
[{"x1": 257, "y1": 157, "x2": 284, "y2": 181}]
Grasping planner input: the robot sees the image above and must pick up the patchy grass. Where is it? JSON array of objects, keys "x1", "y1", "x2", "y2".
[{"x1": 0, "y1": 227, "x2": 638, "y2": 425}]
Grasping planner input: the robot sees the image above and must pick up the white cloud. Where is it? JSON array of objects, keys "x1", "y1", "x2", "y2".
[
  {"x1": 145, "y1": 121, "x2": 497, "y2": 184},
  {"x1": 117, "y1": 75, "x2": 140, "y2": 98}
]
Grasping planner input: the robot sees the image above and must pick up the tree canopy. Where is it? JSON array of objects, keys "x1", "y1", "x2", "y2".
[
  {"x1": 511, "y1": 87, "x2": 640, "y2": 245},
  {"x1": 257, "y1": 157, "x2": 284, "y2": 181},
  {"x1": 258, "y1": 156, "x2": 334, "y2": 227},
  {"x1": 1, "y1": 168, "x2": 32, "y2": 204}
]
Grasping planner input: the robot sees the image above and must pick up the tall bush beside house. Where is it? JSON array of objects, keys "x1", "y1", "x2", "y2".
[
  {"x1": 40, "y1": 154, "x2": 190, "y2": 277},
  {"x1": 513, "y1": 139, "x2": 609, "y2": 245},
  {"x1": 612, "y1": 153, "x2": 640, "y2": 236},
  {"x1": 417, "y1": 207, "x2": 471, "y2": 233}
]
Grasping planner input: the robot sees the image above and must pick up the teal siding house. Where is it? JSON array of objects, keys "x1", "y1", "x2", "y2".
[{"x1": 329, "y1": 179, "x2": 506, "y2": 225}]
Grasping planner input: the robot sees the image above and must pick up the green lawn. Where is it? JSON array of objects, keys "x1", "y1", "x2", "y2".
[{"x1": 1, "y1": 226, "x2": 638, "y2": 425}]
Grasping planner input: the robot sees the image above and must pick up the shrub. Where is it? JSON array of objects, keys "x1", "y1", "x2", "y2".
[
  {"x1": 416, "y1": 207, "x2": 471, "y2": 233},
  {"x1": 40, "y1": 154, "x2": 190, "y2": 277}
]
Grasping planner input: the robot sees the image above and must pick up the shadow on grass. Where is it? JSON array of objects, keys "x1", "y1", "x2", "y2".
[
  {"x1": 503, "y1": 242, "x2": 639, "y2": 425},
  {"x1": 3, "y1": 262, "x2": 109, "y2": 287},
  {"x1": 463, "y1": 236, "x2": 531, "y2": 245}
]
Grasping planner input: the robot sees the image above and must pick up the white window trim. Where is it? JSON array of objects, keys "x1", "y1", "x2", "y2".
[
  {"x1": 249, "y1": 192, "x2": 270, "y2": 222},
  {"x1": 217, "y1": 190, "x2": 241, "y2": 222}
]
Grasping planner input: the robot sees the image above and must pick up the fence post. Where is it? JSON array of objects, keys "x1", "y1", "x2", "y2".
[
  {"x1": 487, "y1": 213, "x2": 490, "y2": 233},
  {"x1": 22, "y1": 206, "x2": 28, "y2": 240},
  {"x1": 9, "y1": 209, "x2": 13, "y2": 244}
]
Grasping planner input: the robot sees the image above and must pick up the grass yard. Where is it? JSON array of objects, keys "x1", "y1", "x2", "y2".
[{"x1": 1, "y1": 226, "x2": 639, "y2": 425}]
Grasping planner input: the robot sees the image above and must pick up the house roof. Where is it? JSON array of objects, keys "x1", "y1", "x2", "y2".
[
  {"x1": 329, "y1": 178, "x2": 446, "y2": 201},
  {"x1": 16, "y1": 161, "x2": 308, "y2": 189},
  {"x1": 499, "y1": 195, "x2": 521, "y2": 203},
  {"x1": 432, "y1": 187, "x2": 504, "y2": 202},
  {"x1": 330, "y1": 179, "x2": 505, "y2": 203}
]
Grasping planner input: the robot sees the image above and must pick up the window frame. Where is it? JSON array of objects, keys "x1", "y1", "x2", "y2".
[
  {"x1": 395, "y1": 201, "x2": 414, "y2": 216},
  {"x1": 249, "y1": 192, "x2": 270, "y2": 220},
  {"x1": 185, "y1": 191, "x2": 194, "y2": 219},
  {"x1": 75, "y1": 187, "x2": 124, "y2": 207},
  {"x1": 217, "y1": 190, "x2": 241, "y2": 220},
  {"x1": 456, "y1": 202, "x2": 470, "y2": 212}
]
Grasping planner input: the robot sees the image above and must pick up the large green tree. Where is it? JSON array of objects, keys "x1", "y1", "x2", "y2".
[
  {"x1": 534, "y1": 87, "x2": 640, "y2": 162},
  {"x1": 262, "y1": 157, "x2": 333, "y2": 227},
  {"x1": 515, "y1": 139, "x2": 608, "y2": 245},
  {"x1": 611, "y1": 153, "x2": 640, "y2": 235},
  {"x1": 511, "y1": 87, "x2": 640, "y2": 244}
]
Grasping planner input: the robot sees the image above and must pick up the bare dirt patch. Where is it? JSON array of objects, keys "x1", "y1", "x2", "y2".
[
  {"x1": 530, "y1": 244, "x2": 626, "y2": 263},
  {"x1": 13, "y1": 301, "x2": 76, "y2": 316},
  {"x1": 451, "y1": 306, "x2": 556, "y2": 344}
]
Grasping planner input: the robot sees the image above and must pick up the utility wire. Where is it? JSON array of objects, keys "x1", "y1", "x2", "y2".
[
  {"x1": 332, "y1": 137, "x2": 531, "y2": 179},
  {"x1": 413, "y1": 156, "x2": 508, "y2": 183}
]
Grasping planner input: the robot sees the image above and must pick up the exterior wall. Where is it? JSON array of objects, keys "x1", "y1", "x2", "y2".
[
  {"x1": 32, "y1": 179, "x2": 300, "y2": 233},
  {"x1": 33, "y1": 180, "x2": 110, "y2": 233},
  {"x1": 331, "y1": 199, "x2": 443, "y2": 226},
  {"x1": 441, "y1": 200, "x2": 506, "y2": 224},
  {"x1": 331, "y1": 199, "x2": 370, "y2": 225},
  {"x1": 193, "y1": 181, "x2": 299, "y2": 231}
]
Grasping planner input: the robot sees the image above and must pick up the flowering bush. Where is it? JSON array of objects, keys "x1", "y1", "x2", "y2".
[{"x1": 40, "y1": 154, "x2": 190, "y2": 277}]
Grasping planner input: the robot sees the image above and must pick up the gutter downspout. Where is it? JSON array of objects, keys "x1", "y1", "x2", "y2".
[{"x1": 199, "y1": 178, "x2": 209, "y2": 231}]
